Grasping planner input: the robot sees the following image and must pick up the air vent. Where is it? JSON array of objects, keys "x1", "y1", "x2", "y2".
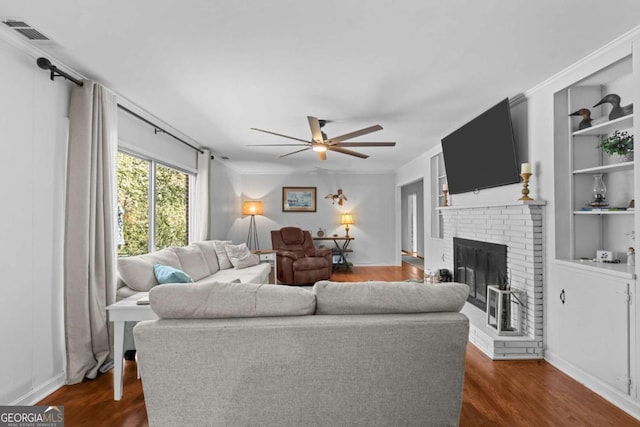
[
  {"x1": 15, "y1": 28, "x2": 48, "y2": 40},
  {"x1": 2, "y1": 19, "x2": 50, "y2": 41},
  {"x1": 3, "y1": 20, "x2": 29, "y2": 27}
]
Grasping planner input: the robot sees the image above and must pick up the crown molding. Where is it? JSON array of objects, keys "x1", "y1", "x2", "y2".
[{"x1": 524, "y1": 25, "x2": 640, "y2": 97}]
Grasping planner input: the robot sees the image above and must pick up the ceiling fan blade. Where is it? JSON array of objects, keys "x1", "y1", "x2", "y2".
[
  {"x1": 317, "y1": 151, "x2": 327, "y2": 161},
  {"x1": 279, "y1": 147, "x2": 311, "y2": 158},
  {"x1": 327, "y1": 146, "x2": 369, "y2": 159},
  {"x1": 247, "y1": 144, "x2": 310, "y2": 146},
  {"x1": 250, "y1": 128, "x2": 310, "y2": 144},
  {"x1": 325, "y1": 125, "x2": 383, "y2": 144},
  {"x1": 307, "y1": 116, "x2": 324, "y2": 143},
  {"x1": 333, "y1": 142, "x2": 396, "y2": 147}
]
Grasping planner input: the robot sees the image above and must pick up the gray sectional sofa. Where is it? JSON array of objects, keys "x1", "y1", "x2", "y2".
[
  {"x1": 117, "y1": 240, "x2": 271, "y2": 300},
  {"x1": 117, "y1": 240, "x2": 271, "y2": 350},
  {"x1": 134, "y1": 280, "x2": 470, "y2": 427}
]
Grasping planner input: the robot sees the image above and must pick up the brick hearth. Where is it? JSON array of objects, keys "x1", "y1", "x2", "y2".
[{"x1": 439, "y1": 200, "x2": 545, "y2": 359}]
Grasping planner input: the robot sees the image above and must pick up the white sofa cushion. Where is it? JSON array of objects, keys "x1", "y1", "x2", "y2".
[
  {"x1": 199, "y1": 262, "x2": 270, "y2": 284},
  {"x1": 118, "y1": 248, "x2": 182, "y2": 292},
  {"x1": 192, "y1": 240, "x2": 220, "y2": 274},
  {"x1": 149, "y1": 281, "x2": 316, "y2": 319},
  {"x1": 313, "y1": 281, "x2": 469, "y2": 315},
  {"x1": 172, "y1": 245, "x2": 210, "y2": 281},
  {"x1": 213, "y1": 240, "x2": 233, "y2": 269}
]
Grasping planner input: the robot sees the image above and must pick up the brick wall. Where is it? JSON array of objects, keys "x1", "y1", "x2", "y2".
[{"x1": 440, "y1": 201, "x2": 545, "y2": 359}]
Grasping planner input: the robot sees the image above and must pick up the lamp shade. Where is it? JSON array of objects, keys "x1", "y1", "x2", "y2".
[
  {"x1": 340, "y1": 214, "x2": 354, "y2": 225},
  {"x1": 242, "y1": 200, "x2": 263, "y2": 216}
]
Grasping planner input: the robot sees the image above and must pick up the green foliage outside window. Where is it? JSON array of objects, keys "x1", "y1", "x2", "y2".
[
  {"x1": 117, "y1": 152, "x2": 189, "y2": 257},
  {"x1": 155, "y1": 164, "x2": 189, "y2": 250},
  {"x1": 117, "y1": 153, "x2": 149, "y2": 256}
]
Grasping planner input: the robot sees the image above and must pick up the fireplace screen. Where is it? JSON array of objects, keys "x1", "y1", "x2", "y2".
[{"x1": 453, "y1": 237, "x2": 507, "y2": 311}]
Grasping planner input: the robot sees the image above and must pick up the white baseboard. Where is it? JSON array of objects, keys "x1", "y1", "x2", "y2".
[
  {"x1": 10, "y1": 373, "x2": 65, "y2": 406},
  {"x1": 468, "y1": 330, "x2": 495, "y2": 359},
  {"x1": 545, "y1": 351, "x2": 640, "y2": 421}
]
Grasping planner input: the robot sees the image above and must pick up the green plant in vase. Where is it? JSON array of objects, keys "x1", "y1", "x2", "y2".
[{"x1": 598, "y1": 130, "x2": 634, "y2": 162}]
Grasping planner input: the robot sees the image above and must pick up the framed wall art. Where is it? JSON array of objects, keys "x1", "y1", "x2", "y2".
[{"x1": 282, "y1": 187, "x2": 316, "y2": 212}]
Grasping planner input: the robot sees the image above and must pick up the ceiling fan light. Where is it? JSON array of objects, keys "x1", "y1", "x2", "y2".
[{"x1": 312, "y1": 143, "x2": 327, "y2": 152}]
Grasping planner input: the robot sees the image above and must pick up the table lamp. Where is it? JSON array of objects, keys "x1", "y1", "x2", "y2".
[
  {"x1": 340, "y1": 213, "x2": 354, "y2": 238},
  {"x1": 242, "y1": 200, "x2": 263, "y2": 250}
]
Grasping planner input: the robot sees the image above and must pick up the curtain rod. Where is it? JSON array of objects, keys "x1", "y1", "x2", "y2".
[
  {"x1": 116, "y1": 104, "x2": 204, "y2": 154},
  {"x1": 36, "y1": 57, "x2": 208, "y2": 156}
]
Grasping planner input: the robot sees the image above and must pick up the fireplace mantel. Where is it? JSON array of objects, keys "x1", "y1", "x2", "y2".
[{"x1": 436, "y1": 200, "x2": 546, "y2": 211}]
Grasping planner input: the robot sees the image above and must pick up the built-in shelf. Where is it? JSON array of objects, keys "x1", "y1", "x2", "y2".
[
  {"x1": 431, "y1": 152, "x2": 447, "y2": 239},
  {"x1": 551, "y1": 52, "x2": 637, "y2": 405},
  {"x1": 573, "y1": 210, "x2": 634, "y2": 215},
  {"x1": 554, "y1": 258, "x2": 635, "y2": 279},
  {"x1": 573, "y1": 161, "x2": 634, "y2": 175},
  {"x1": 572, "y1": 114, "x2": 633, "y2": 137}
]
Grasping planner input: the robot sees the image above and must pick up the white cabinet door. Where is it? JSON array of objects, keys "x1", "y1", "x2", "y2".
[{"x1": 552, "y1": 264, "x2": 631, "y2": 394}]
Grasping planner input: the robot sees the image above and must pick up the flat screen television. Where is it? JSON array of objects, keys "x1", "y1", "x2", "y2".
[{"x1": 441, "y1": 98, "x2": 519, "y2": 194}]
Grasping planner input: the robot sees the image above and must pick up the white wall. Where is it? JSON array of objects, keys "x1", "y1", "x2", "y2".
[
  {"x1": 216, "y1": 172, "x2": 397, "y2": 265},
  {"x1": 0, "y1": 36, "x2": 69, "y2": 404}
]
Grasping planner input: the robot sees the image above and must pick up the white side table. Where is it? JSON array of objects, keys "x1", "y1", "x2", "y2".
[
  {"x1": 253, "y1": 250, "x2": 277, "y2": 284},
  {"x1": 107, "y1": 292, "x2": 158, "y2": 400}
]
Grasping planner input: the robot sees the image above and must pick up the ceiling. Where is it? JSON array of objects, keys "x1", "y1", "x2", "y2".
[{"x1": 2, "y1": 1, "x2": 640, "y2": 174}]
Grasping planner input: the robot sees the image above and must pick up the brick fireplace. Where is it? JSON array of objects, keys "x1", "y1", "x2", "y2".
[{"x1": 439, "y1": 201, "x2": 545, "y2": 359}]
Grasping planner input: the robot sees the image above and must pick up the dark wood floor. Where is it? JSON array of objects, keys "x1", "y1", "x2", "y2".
[{"x1": 38, "y1": 264, "x2": 640, "y2": 426}]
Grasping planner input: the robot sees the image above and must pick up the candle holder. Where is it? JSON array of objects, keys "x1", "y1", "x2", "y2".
[
  {"x1": 518, "y1": 173, "x2": 533, "y2": 201},
  {"x1": 442, "y1": 190, "x2": 449, "y2": 207}
]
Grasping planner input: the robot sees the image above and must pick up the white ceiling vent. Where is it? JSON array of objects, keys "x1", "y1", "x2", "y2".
[{"x1": 2, "y1": 19, "x2": 50, "y2": 41}]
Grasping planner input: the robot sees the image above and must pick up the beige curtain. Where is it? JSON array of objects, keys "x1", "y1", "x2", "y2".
[
  {"x1": 194, "y1": 148, "x2": 210, "y2": 241},
  {"x1": 64, "y1": 81, "x2": 118, "y2": 384}
]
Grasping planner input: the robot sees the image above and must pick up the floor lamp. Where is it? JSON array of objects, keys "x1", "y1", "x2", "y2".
[{"x1": 243, "y1": 200, "x2": 263, "y2": 251}]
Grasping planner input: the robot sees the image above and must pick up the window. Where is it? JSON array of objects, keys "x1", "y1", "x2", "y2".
[{"x1": 117, "y1": 151, "x2": 192, "y2": 256}]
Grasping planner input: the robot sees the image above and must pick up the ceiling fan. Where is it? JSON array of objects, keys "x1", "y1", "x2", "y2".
[{"x1": 249, "y1": 116, "x2": 396, "y2": 160}]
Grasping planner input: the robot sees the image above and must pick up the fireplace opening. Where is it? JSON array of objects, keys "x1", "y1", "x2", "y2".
[{"x1": 453, "y1": 237, "x2": 507, "y2": 311}]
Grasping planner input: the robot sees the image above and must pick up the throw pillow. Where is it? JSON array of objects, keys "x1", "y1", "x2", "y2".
[
  {"x1": 212, "y1": 240, "x2": 233, "y2": 270},
  {"x1": 225, "y1": 243, "x2": 260, "y2": 269},
  {"x1": 153, "y1": 264, "x2": 193, "y2": 284}
]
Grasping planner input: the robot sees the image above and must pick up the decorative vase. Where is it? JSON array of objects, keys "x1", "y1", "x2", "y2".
[
  {"x1": 609, "y1": 150, "x2": 634, "y2": 164},
  {"x1": 317, "y1": 228, "x2": 325, "y2": 237}
]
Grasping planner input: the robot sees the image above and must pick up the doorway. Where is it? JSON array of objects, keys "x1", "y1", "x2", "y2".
[
  {"x1": 400, "y1": 179, "x2": 424, "y2": 265},
  {"x1": 408, "y1": 193, "x2": 418, "y2": 255}
]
